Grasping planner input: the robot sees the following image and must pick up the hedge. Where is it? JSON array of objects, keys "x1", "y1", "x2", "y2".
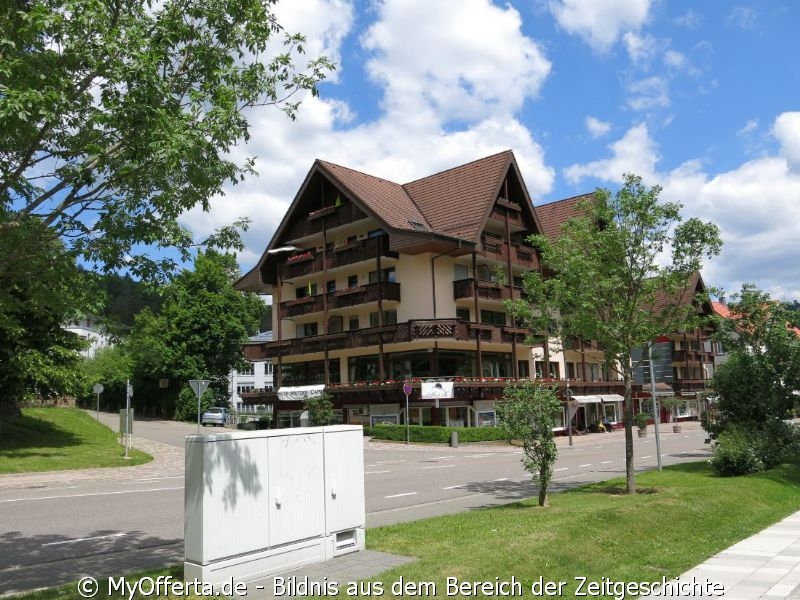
[{"x1": 363, "y1": 424, "x2": 508, "y2": 443}]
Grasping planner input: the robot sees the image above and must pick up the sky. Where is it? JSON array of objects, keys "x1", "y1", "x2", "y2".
[{"x1": 180, "y1": 0, "x2": 800, "y2": 301}]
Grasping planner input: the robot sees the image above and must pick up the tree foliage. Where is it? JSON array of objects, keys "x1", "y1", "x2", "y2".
[
  {"x1": 496, "y1": 381, "x2": 562, "y2": 507},
  {"x1": 507, "y1": 174, "x2": 722, "y2": 493},
  {"x1": 303, "y1": 393, "x2": 335, "y2": 427},
  {"x1": 0, "y1": 216, "x2": 91, "y2": 425},
  {"x1": 126, "y1": 251, "x2": 263, "y2": 417},
  {"x1": 0, "y1": 0, "x2": 334, "y2": 279},
  {"x1": 708, "y1": 285, "x2": 800, "y2": 474}
]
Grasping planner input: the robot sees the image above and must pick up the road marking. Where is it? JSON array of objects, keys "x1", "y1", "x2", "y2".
[
  {"x1": 492, "y1": 478, "x2": 509, "y2": 482},
  {"x1": 601, "y1": 461, "x2": 613, "y2": 464},
  {"x1": 554, "y1": 467, "x2": 569, "y2": 472},
  {"x1": 642, "y1": 455, "x2": 652, "y2": 459},
  {"x1": 464, "y1": 454, "x2": 491, "y2": 458},
  {"x1": 385, "y1": 492, "x2": 417, "y2": 499},
  {"x1": 42, "y1": 532, "x2": 126, "y2": 547},
  {"x1": 0, "y1": 487, "x2": 184, "y2": 503},
  {"x1": 375, "y1": 460, "x2": 407, "y2": 465},
  {"x1": 578, "y1": 464, "x2": 592, "y2": 468},
  {"x1": 443, "y1": 485, "x2": 463, "y2": 490},
  {"x1": 365, "y1": 470, "x2": 390, "y2": 475},
  {"x1": 423, "y1": 465, "x2": 455, "y2": 470},
  {"x1": 430, "y1": 456, "x2": 454, "y2": 460}
]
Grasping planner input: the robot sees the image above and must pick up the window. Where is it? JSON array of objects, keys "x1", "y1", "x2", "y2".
[
  {"x1": 454, "y1": 264, "x2": 469, "y2": 281},
  {"x1": 327, "y1": 280, "x2": 336, "y2": 293},
  {"x1": 298, "y1": 322, "x2": 318, "y2": 337},
  {"x1": 369, "y1": 267, "x2": 396, "y2": 284},
  {"x1": 368, "y1": 229, "x2": 386, "y2": 238},
  {"x1": 328, "y1": 315, "x2": 343, "y2": 334},
  {"x1": 456, "y1": 308, "x2": 470, "y2": 322},
  {"x1": 369, "y1": 309, "x2": 397, "y2": 327},
  {"x1": 296, "y1": 283, "x2": 317, "y2": 299},
  {"x1": 480, "y1": 310, "x2": 506, "y2": 326},
  {"x1": 349, "y1": 355, "x2": 380, "y2": 382},
  {"x1": 517, "y1": 360, "x2": 530, "y2": 378},
  {"x1": 566, "y1": 362, "x2": 577, "y2": 379},
  {"x1": 349, "y1": 316, "x2": 359, "y2": 330},
  {"x1": 348, "y1": 274, "x2": 359, "y2": 288},
  {"x1": 534, "y1": 361, "x2": 560, "y2": 379}
]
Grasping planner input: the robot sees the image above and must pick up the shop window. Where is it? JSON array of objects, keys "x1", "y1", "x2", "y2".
[
  {"x1": 477, "y1": 410, "x2": 496, "y2": 427},
  {"x1": 349, "y1": 355, "x2": 380, "y2": 382},
  {"x1": 603, "y1": 403, "x2": 619, "y2": 422},
  {"x1": 447, "y1": 406, "x2": 469, "y2": 428}
]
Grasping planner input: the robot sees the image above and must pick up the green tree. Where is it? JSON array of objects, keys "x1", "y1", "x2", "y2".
[
  {"x1": 0, "y1": 216, "x2": 91, "y2": 425},
  {"x1": 708, "y1": 285, "x2": 800, "y2": 473},
  {"x1": 303, "y1": 393, "x2": 335, "y2": 427},
  {"x1": 127, "y1": 251, "x2": 263, "y2": 418},
  {"x1": 496, "y1": 381, "x2": 562, "y2": 507},
  {"x1": 507, "y1": 174, "x2": 722, "y2": 493},
  {"x1": 1, "y1": 0, "x2": 334, "y2": 278},
  {"x1": 78, "y1": 345, "x2": 134, "y2": 411}
]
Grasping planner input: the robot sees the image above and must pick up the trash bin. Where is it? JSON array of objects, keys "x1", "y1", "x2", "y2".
[{"x1": 449, "y1": 431, "x2": 458, "y2": 448}]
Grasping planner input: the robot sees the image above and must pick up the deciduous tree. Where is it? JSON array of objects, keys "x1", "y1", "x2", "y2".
[
  {"x1": 507, "y1": 174, "x2": 722, "y2": 493},
  {"x1": 496, "y1": 381, "x2": 562, "y2": 507}
]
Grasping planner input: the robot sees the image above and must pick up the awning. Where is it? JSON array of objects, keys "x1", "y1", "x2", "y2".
[
  {"x1": 277, "y1": 384, "x2": 325, "y2": 402},
  {"x1": 598, "y1": 394, "x2": 624, "y2": 403},
  {"x1": 572, "y1": 395, "x2": 602, "y2": 404}
]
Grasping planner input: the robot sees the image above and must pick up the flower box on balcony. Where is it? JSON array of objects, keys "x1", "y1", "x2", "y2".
[
  {"x1": 286, "y1": 252, "x2": 313, "y2": 264},
  {"x1": 334, "y1": 286, "x2": 363, "y2": 296},
  {"x1": 308, "y1": 206, "x2": 335, "y2": 220},
  {"x1": 333, "y1": 241, "x2": 354, "y2": 252},
  {"x1": 286, "y1": 296, "x2": 315, "y2": 306}
]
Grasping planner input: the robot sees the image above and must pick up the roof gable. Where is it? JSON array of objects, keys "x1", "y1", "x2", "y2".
[{"x1": 534, "y1": 193, "x2": 594, "y2": 240}]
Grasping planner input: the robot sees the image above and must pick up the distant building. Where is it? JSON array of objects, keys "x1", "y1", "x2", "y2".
[
  {"x1": 229, "y1": 331, "x2": 274, "y2": 413},
  {"x1": 64, "y1": 316, "x2": 112, "y2": 358}
]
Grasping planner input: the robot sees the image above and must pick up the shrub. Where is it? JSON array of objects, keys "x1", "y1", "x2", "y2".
[
  {"x1": 365, "y1": 424, "x2": 507, "y2": 443},
  {"x1": 709, "y1": 427, "x2": 765, "y2": 476}
]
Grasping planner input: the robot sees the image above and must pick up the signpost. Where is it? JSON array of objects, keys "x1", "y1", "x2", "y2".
[
  {"x1": 402, "y1": 381, "x2": 412, "y2": 445},
  {"x1": 190, "y1": 379, "x2": 211, "y2": 433},
  {"x1": 93, "y1": 383, "x2": 104, "y2": 421},
  {"x1": 124, "y1": 380, "x2": 133, "y2": 459}
]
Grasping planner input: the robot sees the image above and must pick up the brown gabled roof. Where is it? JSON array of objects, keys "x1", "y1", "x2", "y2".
[
  {"x1": 316, "y1": 160, "x2": 431, "y2": 235},
  {"x1": 651, "y1": 271, "x2": 709, "y2": 315},
  {"x1": 534, "y1": 193, "x2": 594, "y2": 240},
  {"x1": 403, "y1": 150, "x2": 512, "y2": 242}
]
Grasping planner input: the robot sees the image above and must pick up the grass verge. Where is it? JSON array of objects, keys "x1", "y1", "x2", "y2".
[
  {"x1": 8, "y1": 460, "x2": 800, "y2": 599},
  {"x1": 0, "y1": 408, "x2": 151, "y2": 473}
]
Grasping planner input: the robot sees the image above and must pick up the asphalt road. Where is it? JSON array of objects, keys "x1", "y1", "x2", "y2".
[{"x1": 0, "y1": 414, "x2": 711, "y2": 595}]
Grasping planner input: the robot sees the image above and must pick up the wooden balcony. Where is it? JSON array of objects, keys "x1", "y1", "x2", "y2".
[
  {"x1": 283, "y1": 203, "x2": 369, "y2": 240},
  {"x1": 672, "y1": 350, "x2": 715, "y2": 365},
  {"x1": 245, "y1": 318, "x2": 525, "y2": 359},
  {"x1": 279, "y1": 281, "x2": 400, "y2": 318},
  {"x1": 453, "y1": 278, "x2": 523, "y2": 301},
  {"x1": 488, "y1": 199, "x2": 523, "y2": 225},
  {"x1": 477, "y1": 235, "x2": 539, "y2": 269},
  {"x1": 282, "y1": 236, "x2": 397, "y2": 280}
]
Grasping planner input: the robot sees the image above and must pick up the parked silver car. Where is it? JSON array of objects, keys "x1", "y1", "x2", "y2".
[{"x1": 201, "y1": 407, "x2": 228, "y2": 427}]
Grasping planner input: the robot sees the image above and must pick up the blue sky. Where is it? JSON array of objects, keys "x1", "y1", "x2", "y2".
[{"x1": 181, "y1": 0, "x2": 800, "y2": 300}]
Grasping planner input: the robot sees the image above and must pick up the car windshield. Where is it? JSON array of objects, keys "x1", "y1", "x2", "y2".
[{"x1": 206, "y1": 408, "x2": 223, "y2": 414}]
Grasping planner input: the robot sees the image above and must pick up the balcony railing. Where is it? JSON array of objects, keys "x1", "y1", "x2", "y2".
[
  {"x1": 453, "y1": 278, "x2": 523, "y2": 301},
  {"x1": 279, "y1": 281, "x2": 401, "y2": 318},
  {"x1": 282, "y1": 236, "x2": 397, "y2": 280},
  {"x1": 247, "y1": 318, "x2": 530, "y2": 359},
  {"x1": 477, "y1": 235, "x2": 539, "y2": 269},
  {"x1": 283, "y1": 203, "x2": 369, "y2": 240},
  {"x1": 672, "y1": 350, "x2": 715, "y2": 365}
]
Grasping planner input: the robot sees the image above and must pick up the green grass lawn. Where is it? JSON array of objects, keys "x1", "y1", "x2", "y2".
[
  {"x1": 9, "y1": 459, "x2": 800, "y2": 599},
  {"x1": 0, "y1": 407, "x2": 151, "y2": 473}
]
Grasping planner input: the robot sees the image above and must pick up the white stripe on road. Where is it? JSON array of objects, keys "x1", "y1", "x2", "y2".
[
  {"x1": 0, "y1": 487, "x2": 184, "y2": 503},
  {"x1": 443, "y1": 485, "x2": 463, "y2": 490},
  {"x1": 601, "y1": 461, "x2": 613, "y2": 464},
  {"x1": 554, "y1": 467, "x2": 569, "y2": 472},
  {"x1": 578, "y1": 464, "x2": 592, "y2": 468},
  {"x1": 493, "y1": 478, "x2": 509, "y2": 482},
  {"x1": 385, "y1": 492, "x2": 418, "y2": 499},
  {"x1": 43, "y1": 532, "x2": 126, "y2": 547},
  {"x1": 642, "y1": 455, "x2": 652, "y2": 459},
  {"x1": 365, "y1": 470, "x2": 391, "y2": 475},
  {"x1": 423, "y1": 465, "x2": 455, "y2": 470}
]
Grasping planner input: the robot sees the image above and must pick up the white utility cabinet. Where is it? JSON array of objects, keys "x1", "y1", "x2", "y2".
[{"x1": 184, "y1": 425, "x2": 365, "y2": 585}]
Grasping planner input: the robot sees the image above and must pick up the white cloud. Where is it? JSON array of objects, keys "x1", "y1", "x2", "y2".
[
  {"x1": 179, "y1": 0, "x2": 556, "y2": 267},
  {"x1": 626, "y1": 76, "x2": 670, "y2": 111},
  {"x1": 549, "y1": 0, "x2": 652, "y2": 52},
  {"x1": 772, "y1": 112, "x2": 800, "y2": 171},
  {"x1": 737, "y1": 119, "x2": 759, "y2": 137},
  {"x1": 562, "y1": 114, "x2": 800, "y2": 299},
  {"x1": 674, "y1": 10, "x2": 702, "y2": 29},
  {"x1": 564, "y1": 123, "x2": 659, "y2": 184},
  {"x1": 362, "y1": 0, "x2": 551, "y2": 123},
  {"x1": 585, "y1": 116, "x2": 612, "y2": 138},
  {"x1": 726, "y1": 6, "x2": 758, "y2": 30},
  {"x1": 623, "y1": 32, "x2": 657, "y2": 68}
]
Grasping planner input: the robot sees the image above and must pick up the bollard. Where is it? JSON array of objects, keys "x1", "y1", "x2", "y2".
[{"x1": 449, "y1": 431, "x2": 459, "y2": 448}]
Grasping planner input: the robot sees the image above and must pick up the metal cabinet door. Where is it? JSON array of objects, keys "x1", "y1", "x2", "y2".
[
  {"x1": 323, "y1": 429, "x2": 365, "y2": 534},
  {"x1": 267, "y1": 432, "x2": 325, "y2": 547}
]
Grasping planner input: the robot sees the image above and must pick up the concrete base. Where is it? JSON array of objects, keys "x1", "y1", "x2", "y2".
[{"x1": 184, "y1": 528, "x2": 365, "y2": 586}]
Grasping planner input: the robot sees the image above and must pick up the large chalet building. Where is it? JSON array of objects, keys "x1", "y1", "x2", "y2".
[{"x1": 235, "y1": 150, "x2": 714, "y2": 429}]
